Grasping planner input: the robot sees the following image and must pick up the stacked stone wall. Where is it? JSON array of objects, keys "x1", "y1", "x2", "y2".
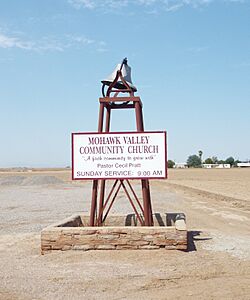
[{"x1": 41, "y1": 214, "x2": 187, "y2": 254}]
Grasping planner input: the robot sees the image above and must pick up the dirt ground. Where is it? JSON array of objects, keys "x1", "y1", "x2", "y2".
[{"x1": 0, "y1": 168, "x2": 249, "y2": 300}]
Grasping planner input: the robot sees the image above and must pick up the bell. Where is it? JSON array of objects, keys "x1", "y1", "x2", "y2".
[{"x1": 101, "y1": 58, "x2": 137, "y2": 92}]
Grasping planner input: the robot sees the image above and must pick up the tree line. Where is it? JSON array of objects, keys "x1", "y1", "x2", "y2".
[{"x1": 168, "y1": 150, "x2": 242, "y2": 168}]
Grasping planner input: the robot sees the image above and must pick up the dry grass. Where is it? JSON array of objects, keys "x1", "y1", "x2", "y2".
[{"x1": 166, "y1": 168, "x2": 250, "y2": 202}]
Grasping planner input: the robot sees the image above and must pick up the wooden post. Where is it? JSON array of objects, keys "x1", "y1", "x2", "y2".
[
  {"x1": 97, "y1": 106, "x2": 111, "y2": 225},
  {"x1": 90, "y1": 103, "x2": 105, "y2": 226}
]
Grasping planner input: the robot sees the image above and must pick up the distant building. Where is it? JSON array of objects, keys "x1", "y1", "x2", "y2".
[
  {"x1": 237, "y1": 162, "x2": 250, "y2": 167},
  {"x1": 202, "y1": 164, "x2": 231, "y2": 169},
  {"x1": 174, "y1": 163, "x2": 188, "y2": 169}
]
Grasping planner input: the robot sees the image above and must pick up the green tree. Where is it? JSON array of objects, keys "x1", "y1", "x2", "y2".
[
  {"x1": 187, "y1": 155, "x2": 202, "y2": 168},
  {"x1": 204, "y1": 157, "x2": 213, "y2": 164},
  {"x1": 211, "y1": 156, "x2": 218, "y2": 164},
  {"x1": 225, "y1": 156, "x2": 235, "y2": 166},
  {"x1": 218, "y1": 160, "x2": 225, "y2": 164},
  {"x1": 167, "y1": 160, "x2": 175, "y2": 168}
]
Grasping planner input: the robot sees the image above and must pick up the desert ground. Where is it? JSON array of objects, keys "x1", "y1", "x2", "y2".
[{"x1": 0, "y1": 168, "x2": 249, "y2": 299}]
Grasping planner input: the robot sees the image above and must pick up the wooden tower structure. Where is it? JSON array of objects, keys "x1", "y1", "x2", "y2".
[{"x1": 89, "y1": 59, "x2": 153, "y2": 226}]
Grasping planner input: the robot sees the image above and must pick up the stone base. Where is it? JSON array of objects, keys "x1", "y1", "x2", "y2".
[{"x1": 41, "y1": 213, "x2": 187, "y2": 254}]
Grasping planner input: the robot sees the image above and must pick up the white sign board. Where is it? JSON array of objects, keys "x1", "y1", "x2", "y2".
[{"x1": 72, "y1": 131, "x2": 167, "y2": 180}]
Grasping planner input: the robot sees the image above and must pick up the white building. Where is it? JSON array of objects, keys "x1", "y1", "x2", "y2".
[
  {"x1": 174, "y1": 163, "x2": 188, "y2": 169},
  {"x1": 237, "y1": 162, "x2": 250, "y2": 167},
  {"x1": 202, "y1": 164, "x2": 231, "y2": 169}
]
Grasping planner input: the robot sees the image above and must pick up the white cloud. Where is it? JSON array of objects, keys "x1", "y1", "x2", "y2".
[
  {"x1": 0, "y1": 32, "x2": 64, "y2": 52},
  {"x1": 68, "y1": 0, "x2": 246, "y2": 12},
  {"x1": 0, "y1": 31, "x2": 107, "y2": 53},
  {"x1": 165, "y1": 3, "x2": 184, "y2": 12},
  {"x1": 138, "y1": 0, "x2": 157, "y2": 4},
  {"x1": 70, "y1": 35, "x2": 95, "y2": 44},
  {"x1": 96, "y1": 41, "x2": 108, "y2": 52},
  {"x1": 69, "y1": 0, "x2": 130, "y2": 10},
  {"x1": 68, "y1": 0, "x2": 97, "y2": 9},
  {"x1": 0, "y1": 33, "x2": 34, "y2": 50}
]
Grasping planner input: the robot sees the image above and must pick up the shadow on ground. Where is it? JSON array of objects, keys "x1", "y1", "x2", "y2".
[{"x1": 187, "y1": 231, "x2": 212, "y2": 251}]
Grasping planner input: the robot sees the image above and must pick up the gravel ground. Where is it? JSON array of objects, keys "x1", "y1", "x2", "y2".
[{"x1": 0, "y1": 170, "x2": 249, "y2": 300}]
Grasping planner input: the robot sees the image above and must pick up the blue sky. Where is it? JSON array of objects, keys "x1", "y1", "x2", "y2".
[{"x1": 0, "y1": 0, "x2": 249, "y2": 167}]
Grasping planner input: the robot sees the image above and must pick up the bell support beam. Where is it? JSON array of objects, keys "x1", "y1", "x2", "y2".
[
  {"x1": 134, "y1": 101, "x2": 153, "y2": 226},
  {"x1": 100, "y1": 96, "x2": 142, "y2": 105},
  {"x1": 97, "y1": 105, "x2": 111, "y2": 225},
  {"x1": 89, "y1": 102, "x2": 105, "y2": 226}
]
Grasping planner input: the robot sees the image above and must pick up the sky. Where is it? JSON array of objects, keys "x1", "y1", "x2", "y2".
[{"x1": 0, "y1": 0, "x2": 249, "y2": 167}]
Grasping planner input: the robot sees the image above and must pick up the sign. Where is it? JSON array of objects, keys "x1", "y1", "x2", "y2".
[{"x1": 72, "y1": 131, "x2": 167, "y2": 180}]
